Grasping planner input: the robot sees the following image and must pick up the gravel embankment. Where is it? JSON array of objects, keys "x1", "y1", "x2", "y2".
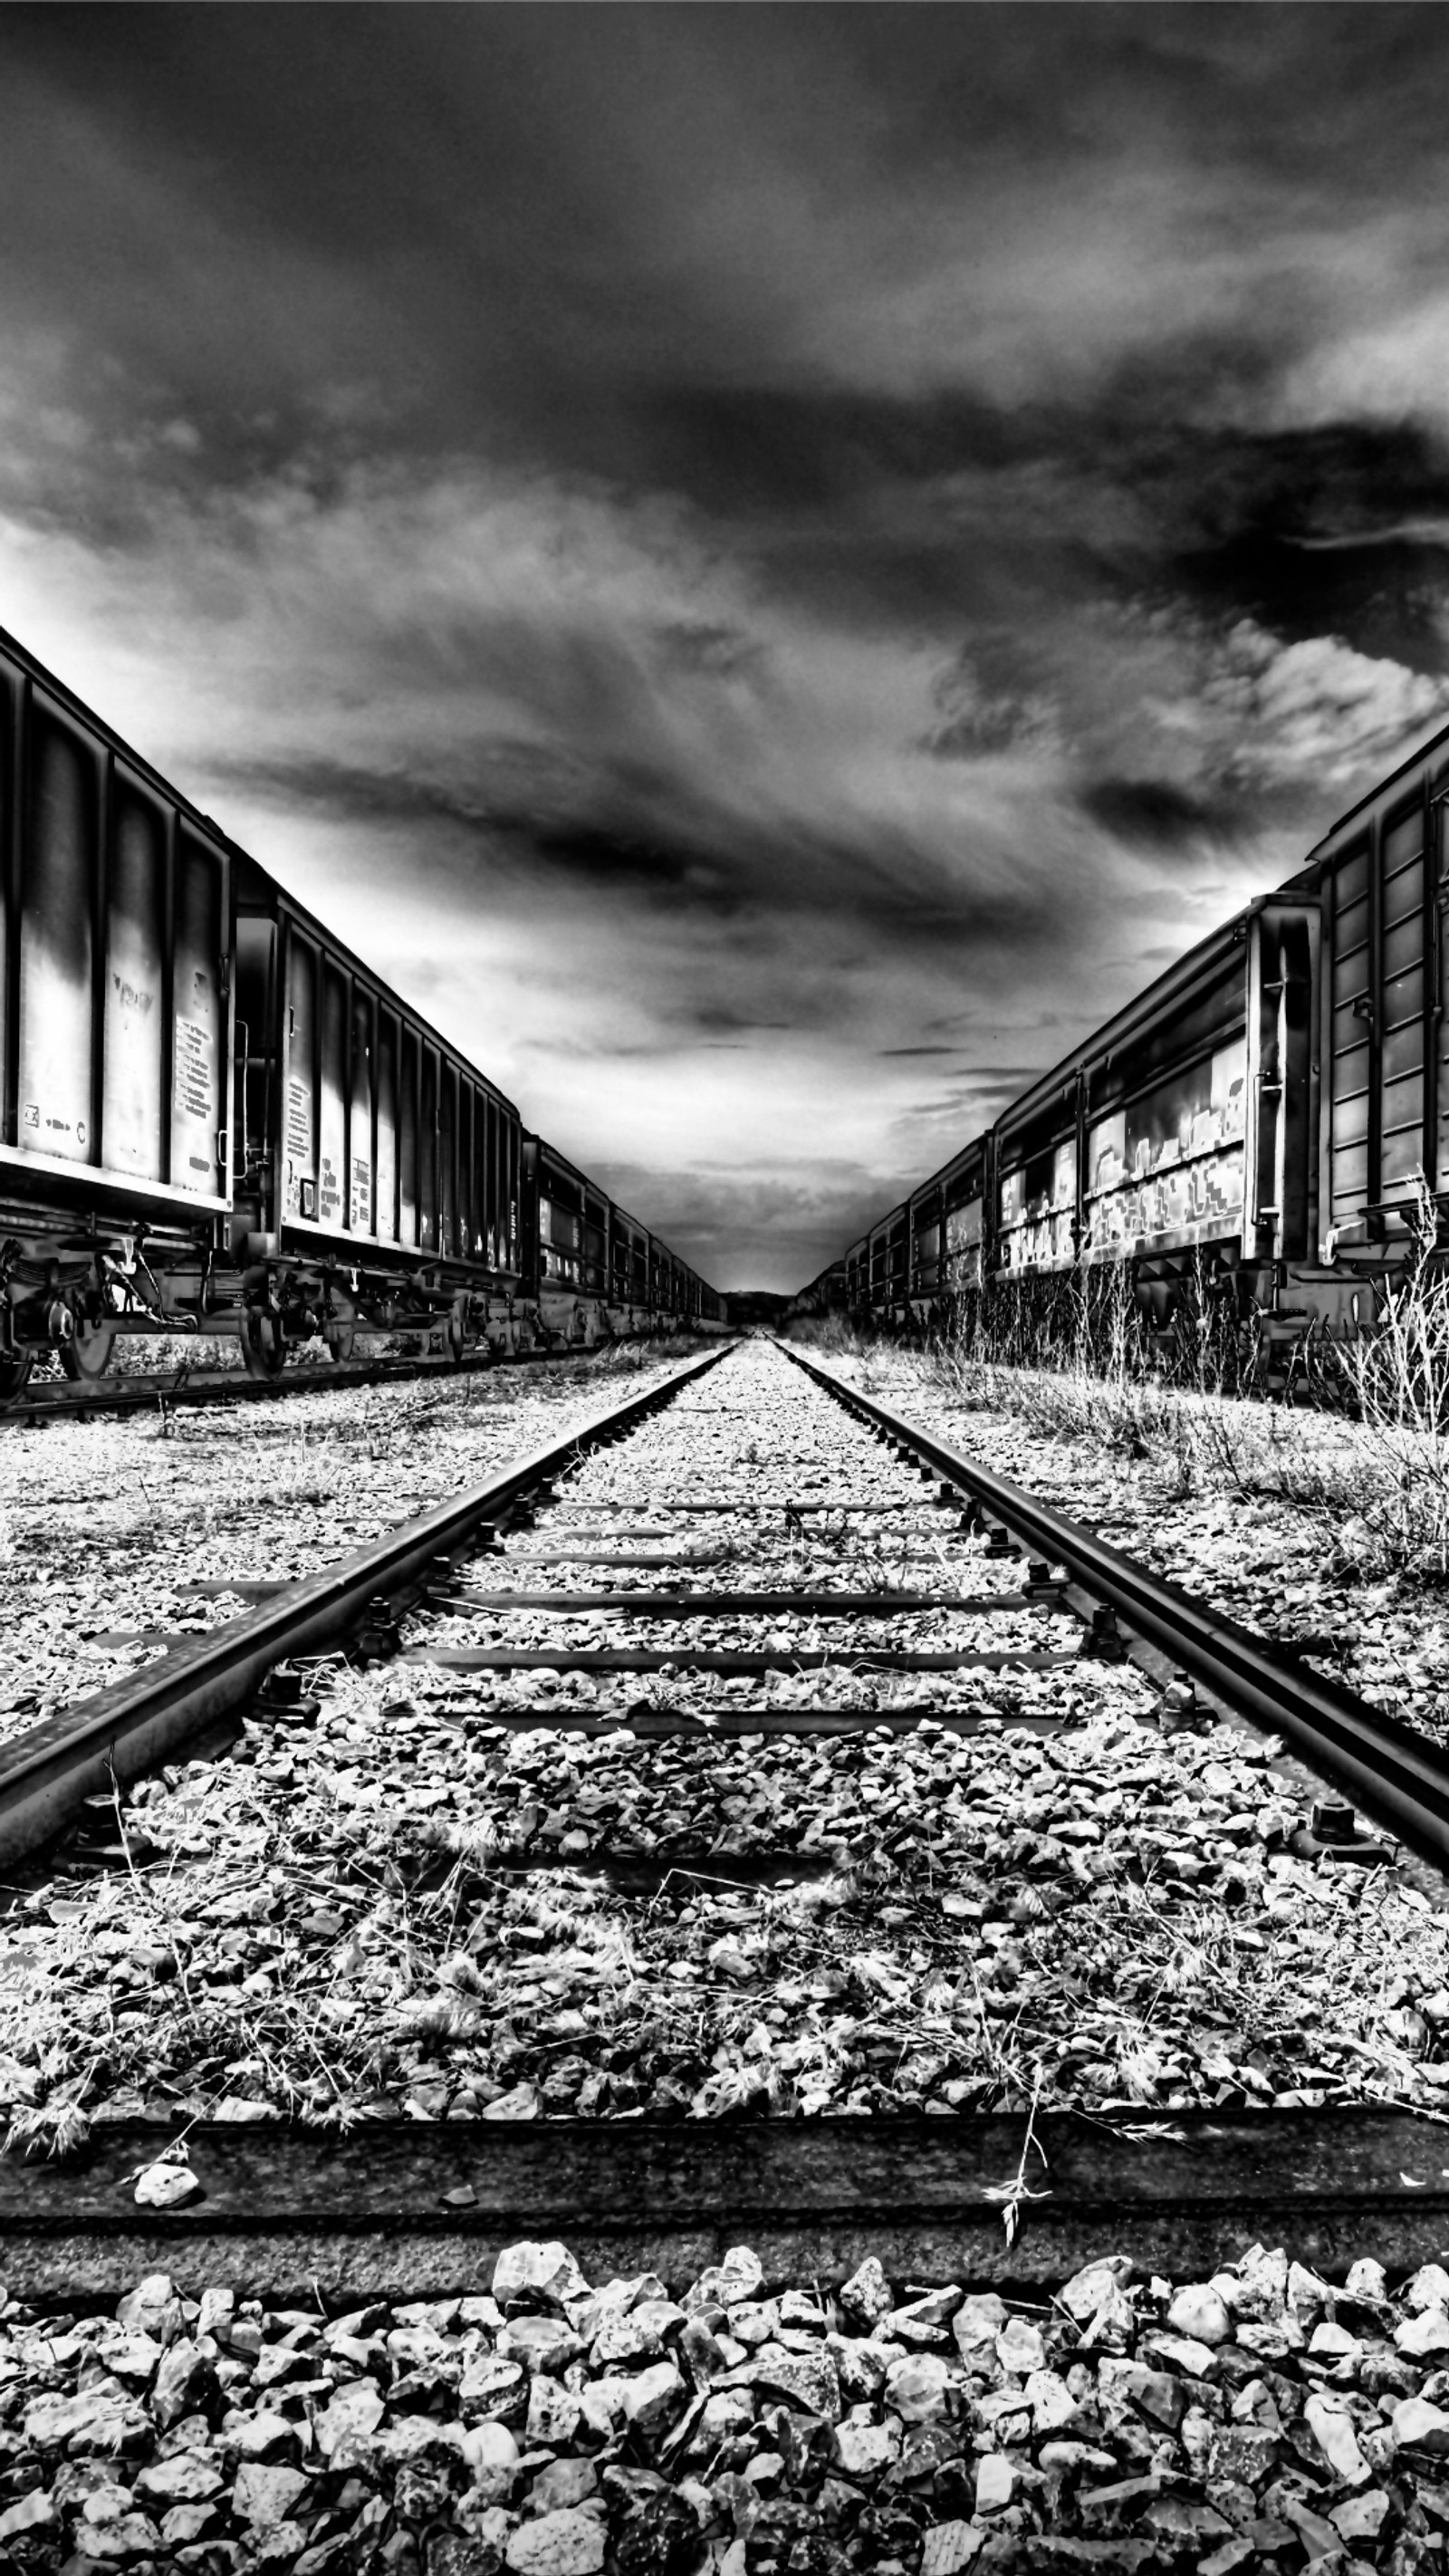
[
  {"x1": 814, "y1": 1343, "x2": 1449, "y2": 1750},
  {"x1": 5, "y1": 1342, "x2": 1446, "y2": 2143},
  {"x1": 0, "y1": 1350, "x2": 692, "y2": 1749},
  {"x1": 5, "y1": 2232, "x2": 1449, "y2": 2572}
]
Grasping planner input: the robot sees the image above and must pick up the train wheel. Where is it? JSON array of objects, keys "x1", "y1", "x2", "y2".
[
  {"x1": 0, "y1": 1356, "x2": 33, "y2": 1405},
  {"x1": 239, "y1": 1310, "x2": 287, "y2": 1382},
  {"x1": 60, "y1": 1316, "x2": 117, "y2": 1381}
]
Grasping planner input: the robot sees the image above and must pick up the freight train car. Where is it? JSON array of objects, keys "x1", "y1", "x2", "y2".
[
  {"x1": 835, "y1": 706, "x2": 1449, "y2": 1355},
  {"x1": 0, "y1": 624, "x2": 717, "y2": 1392}
]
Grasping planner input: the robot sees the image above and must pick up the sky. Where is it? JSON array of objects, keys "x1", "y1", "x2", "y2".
[{"x1": 5, "y1": 8, "x2": 1449, "y2": 1289}]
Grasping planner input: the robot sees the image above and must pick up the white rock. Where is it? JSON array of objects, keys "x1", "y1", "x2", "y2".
[
  {"x1": 493, "y1": 2242, "x2": 591, "y2": 2311},
  {"x1": 975, "y1": 2453, "x2": 1016, "y2": 2514},
  {"x1": 462, "y1": 2422, "x2": 522, "y2": 2475},
  {"x1": 1405, "y1": 2264, "x2": 1449, "y2": 2313},
  {"x1": 833, "y1": 2420, "x2": 900, "y2": 2475},
  {"x1": 526, "y1": 2378, "x2": 582, "y2": 2445},
  {"x1": 619, "y1": 2360, "x2": 684, "y2": 2437},
  {"x1": 920, "y1": 2523, "x2": 985, "y2": 2574},
  {"x1": 1396, "y1": 2307, "x2": 1449, "y2": 2359},
  {"x1": 995, "y1": 2316, "x2": 1045, "y2": 2375},
  {"x1": 1392, "y1": 2396, "x2": 1449, "y2": 2453},
  {"x1": 1058, "y1": 2256, "x2": 1133, "y2": 2323},
  {"x1": 504, "y1": 2504, "x2": 607, "y2": 2574},
  {"x1": 314, "y1": 2379, "x2": 384, "y2": 2457},
  {"x1": 0, "y1": 2491, "x2": 53, "y2": 2538},
  {"x1": 1024, "y1": 2369, "x2": 1079, "y2": 2432},
  {"x1": 133, "y1": 2159, "x2": 202, "y2": 2209},
  {"x1": 838, "y1": 2256, "x2": 893, "y2": 2327},
  {"x1": 885, "y1": 2353, "x2": 950, "y2": 2423},
  {"x1": 1345, "y1": 2257, "x2": 1388, "y2": 2302},
  {"x1": 232, "y1": 2463, "x2": 308, "y2": 2530},
  {"x1": 1305, "y1": 2393, "x2": 1369, "y2": 2485},
  {"x1": 1166, "y1": 2284, "x2": 1231, "y2": 2346}
]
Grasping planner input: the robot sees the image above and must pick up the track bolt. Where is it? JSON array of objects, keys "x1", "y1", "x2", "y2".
[
  {"x1": 475, "y1": 1523, "x2": 503, "y2": 1554},
  {"x1": 1023, "y1": 1559, "x2": 1064, "y2": 1603},
  {"x1": 1155, "y1": 1671, "x2": 1205, "y2": 1734},
  {"x1": 424, "y1": 1553, "x2": 462, "y2": 1604},
  {"x1": 1311, "y1": 1797, "x2": 1358, "y2": 1844},
  {"x1": 354, "y1": 1594, "x2": 402, "y2": 1661},
  {"x1": 1080, "y1": 1606, "x2": 1125, "y2": 1662},
  {"x1": 983, "y1": 1523, "x2": 1014, "y2": 1559},
  {"x1": 255, "y1": 1663, "x2": 321, "y2": 1721}
]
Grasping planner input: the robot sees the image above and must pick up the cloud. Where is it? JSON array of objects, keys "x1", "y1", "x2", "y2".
[{"x1": 5, "y1": 13, "x2": 1449, "y2": 1283}]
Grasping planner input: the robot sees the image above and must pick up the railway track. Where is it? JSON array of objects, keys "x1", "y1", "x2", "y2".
[{"x1": 4, "y1": 1338, "x2": 1449, "y2": 2571}]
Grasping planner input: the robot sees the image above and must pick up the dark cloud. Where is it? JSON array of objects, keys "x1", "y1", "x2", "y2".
[
  {"x1": 5, "y1": 8, "x2": 1449, "y2": 1283},
  {"x1": 1079, "y1": 776, "x2": 1232, "y2": 849}
]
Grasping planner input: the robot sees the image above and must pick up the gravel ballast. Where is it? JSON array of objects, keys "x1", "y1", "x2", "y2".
[
  {"x1": 807, "y1": 1341, "x2": 1449, "y2": 1753},
  {"x1": 0, "y1": 1351, "x2": 693, "y2": 1750},
  {"x1": 5, "y1": 1341, "x2": 1448, "y2": 2143},
  {"x1": 5, "y1": 2233, "x2": 1449, "y2": 2571}
]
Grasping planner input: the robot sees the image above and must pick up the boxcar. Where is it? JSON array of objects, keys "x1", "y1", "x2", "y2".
[
  {"x1": 521, "y1": 1135, "x2": 615, "y2": 1346},
  {"x1": 0, "y1": 622, "x2": 719, "y2": 1389},
  {"x1": 233, "y1": 855, "x2": 526, "y2": 1374},
  {"x1": 0, "y1": 626, "x2": 235, "y2": 1392},
  {"x1": 992, "y1": 889, "x2": 1319, "y2": 1327},
  {"x1": 1283, "y1": 729, "x2": 1449, "y2": 1269}
]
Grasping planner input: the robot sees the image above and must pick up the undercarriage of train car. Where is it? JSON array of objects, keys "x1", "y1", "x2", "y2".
[{"x1": 0, "y1": 1181, "x2": 542, "y2": 1394}]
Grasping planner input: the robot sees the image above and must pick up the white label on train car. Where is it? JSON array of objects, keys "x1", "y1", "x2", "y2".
[
  {"x1": 350, "y1": 1154, "x2": 371, "y2": 1234},
  {"x1": 319, "y1": 1153, "x2": 341, "y2": 1225},
  {"x1": 174, "y1": 1018, "x2": 214, "y2": 1125}
]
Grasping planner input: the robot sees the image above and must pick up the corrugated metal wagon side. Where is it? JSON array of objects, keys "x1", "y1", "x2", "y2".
[
  {"x1": 0, "y1": 630, "x2": 235, "y2": 1392},
  {"x1": 229, "y1": 859, "x2": 526, "y2": 1375}
]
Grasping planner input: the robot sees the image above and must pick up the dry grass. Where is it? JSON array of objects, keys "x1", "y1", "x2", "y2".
[{"x1": 878, "y1": 1190, "x2": 1449, "y2": 1585}]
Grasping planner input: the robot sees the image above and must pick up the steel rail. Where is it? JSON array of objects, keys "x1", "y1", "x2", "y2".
[
  {"x1": 0, "y1": 1343, "x2": 732, "y2": 1866},
  {"x1": 783, "y1": 1341, "x2": 1449, "y2": 1871}
]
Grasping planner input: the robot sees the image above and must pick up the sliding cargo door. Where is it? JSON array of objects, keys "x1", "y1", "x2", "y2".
[
  {"x1": 398, "y1": 1028, "x2": 419, "y2": 1246},
  {"x1": 318, "y1": 965, "x2": 346, "y2": 1231},
  {"x1": 418, "y1": 1048, "x2": 438, "y2": 1252},
  {"x1": 170, "y1": 830, "x2": 225, "y2": 1195},
  {"x1": 1328, "y1": 808, "x2": 1431, "y2": 1241},
  {"x1": 18, "y1": 705, "x2": 97, "y2": 1164},
  {"x1": 103, "y1": 777, "x2": 167, "y2": 1180},
  {"x1": 375, "y1": 1014, "x2": 398, "y2": 1239},
  {"x1": 1378, "y1": 809, "x2": 1427, "y2": 1196},
  {"x1": 283, "y1": 936, "x2": 317, "y2": 1221},
  {"x1": 349, "y1": 988, "x2": 374, "y2": 1236}
]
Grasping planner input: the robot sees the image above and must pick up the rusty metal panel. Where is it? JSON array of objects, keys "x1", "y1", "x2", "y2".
[
  {"x1": 102, "y1": 775, "x2": 167, "y2": 1182},
  {"x1": 18, "y1": 703, "x2": 97, "y2": 1166}
]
